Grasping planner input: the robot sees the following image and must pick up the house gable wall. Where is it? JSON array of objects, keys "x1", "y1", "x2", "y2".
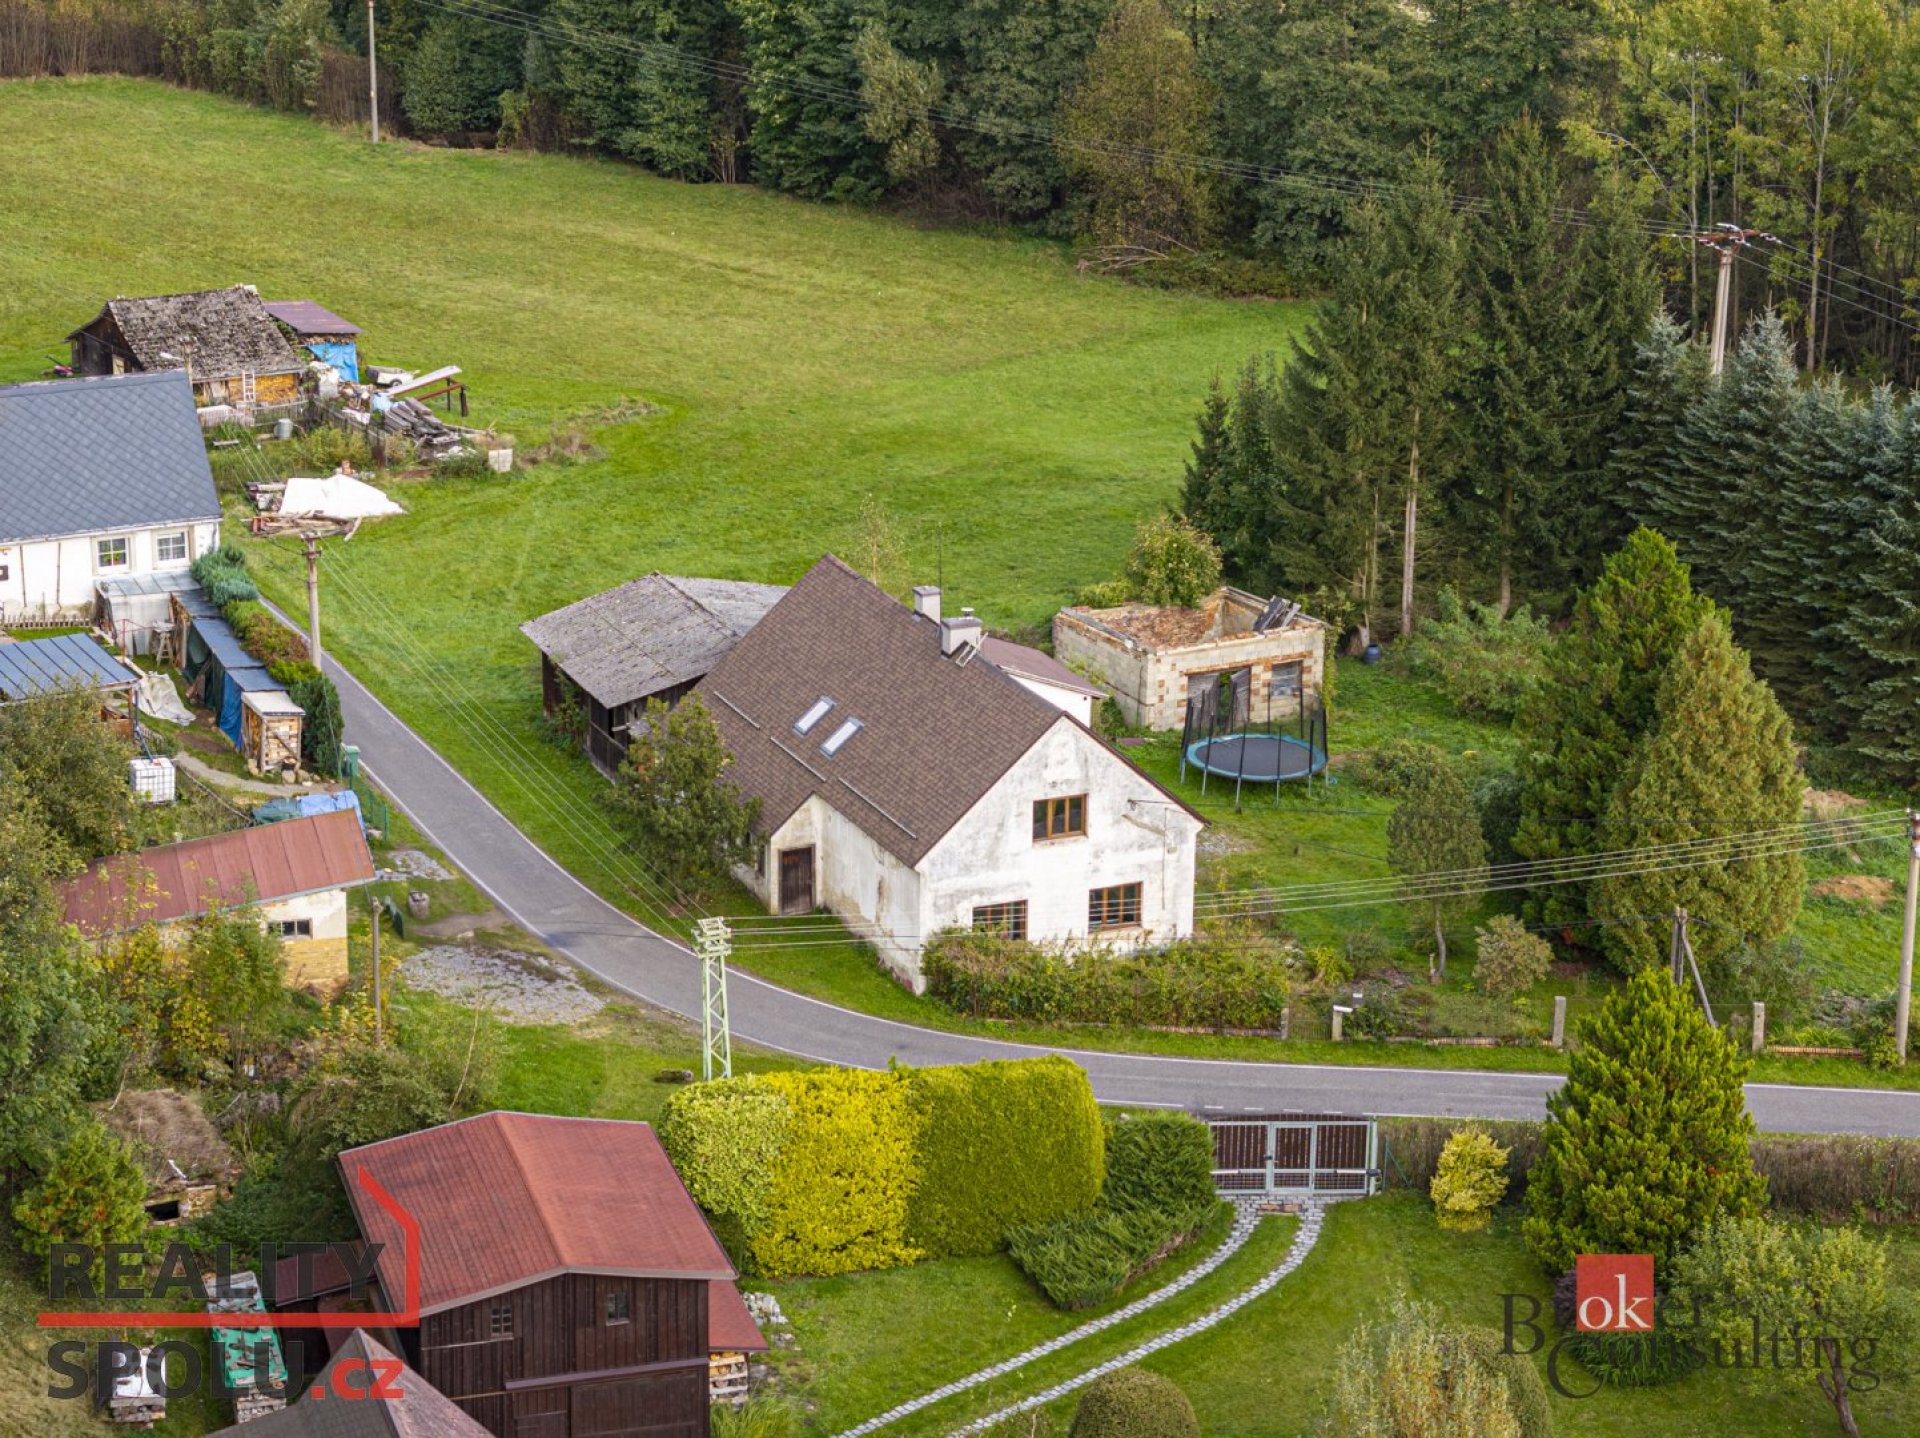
[
  {"x1": 749, "y1": 795, "x2": 924, "y2": 983},
  {"x1": 0, "y1": 519, "x2": 219, "y2": 618}
]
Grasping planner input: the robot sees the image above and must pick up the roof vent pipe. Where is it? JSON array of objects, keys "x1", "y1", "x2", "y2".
[
  {"x1": 911, "y1": 585, "x2": 941, "y2": 623},
  {"x1": 940, "y1": 612, "x2": 983, "y2": 657}
]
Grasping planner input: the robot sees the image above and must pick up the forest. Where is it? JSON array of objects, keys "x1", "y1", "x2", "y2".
[{"x1": 5, "y1": 0, "x2": 1920, "y2": 379}]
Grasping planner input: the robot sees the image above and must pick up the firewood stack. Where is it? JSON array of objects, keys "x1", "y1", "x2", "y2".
[{"x1": 375, "y1": 396, "x2": 470, "y2": 459}]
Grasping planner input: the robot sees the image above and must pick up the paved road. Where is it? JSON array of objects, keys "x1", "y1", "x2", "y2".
[{"x1": 325, "y1": 656, "x2": 1920, "y2": 1137}]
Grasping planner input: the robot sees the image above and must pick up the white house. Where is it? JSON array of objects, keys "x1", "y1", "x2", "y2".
[
  {"x1": 700, "y1": 557, "x2": 1203, "y2": 991},
  {"x1": 0, "y1": 370, "x2": 221, "y2": 622}
]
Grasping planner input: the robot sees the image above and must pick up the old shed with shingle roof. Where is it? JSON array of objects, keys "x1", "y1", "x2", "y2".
[
  {"x1": 68, "y1": 286, "x2": 305, "y2": 410},
  {"x1": 206, "y1": 1330, "x2": 493, "y2": 1438},
  {"x1": 698, "y1": 556, "x2": 1202, "y2": 989},
  {"x1": 520, "y1": 573, "x2": 786, "y2": 777},
  {"x1": 339, "y1": 1112, "x2": 761, "y2": 1438}
]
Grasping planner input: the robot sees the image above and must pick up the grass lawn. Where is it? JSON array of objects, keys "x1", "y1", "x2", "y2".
[{"x1": 919, "y1": 1193, "x2": 1920, "y2": 1437}]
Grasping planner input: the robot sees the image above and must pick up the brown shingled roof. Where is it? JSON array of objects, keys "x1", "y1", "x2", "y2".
[
  {"x1": 206, "y1": 1330, "x2": 490, "y2": 1438},
  {"x1": 60, "y1": 809, "x2": 374, "y2": 938},
  {"x1": 696, "y1": 556, "x2": 1069, "y2": 868},
  {"x1": 340, "y1": 1112, "x2": 739, "y2": 1318}
]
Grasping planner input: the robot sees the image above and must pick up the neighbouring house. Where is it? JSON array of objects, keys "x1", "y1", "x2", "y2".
[
  {"x1": 0, "y1": 633, "x2": 142, "y2": 735},
  {"x1": 338, "y1": 1111, "x2": 766, "y2": 1438},
  {"x1": 975, "y1": 635, "x2": 1106, "y2": 727},
  {"x1": 96, "y1": 1088, "x2": 239, "y2": 1224},
  {"x1": 0, "y1": 370, "x2": 221, "y2": 621},
  {"x1": 263, "y1": 298, "x2": 363, "y2": 383},
  {"x1": 520, "y1": 573, "x2": 787, "y2": 778},
  {"x1": 699, "y1": 557, "x2": 1204, "y2": 990},
  {"x1": 59, "y1": 809, "x2": 376, "y2": 993},
  {"x1": 1053, "y1": 587, "x2": 1327, "y2": 732},
  {"x1": 67, "y1": 286, "x2": 306, "y2": 412},
  {"x1": 205, "y1": 1329, "x2": 495, "y2": 1438}
]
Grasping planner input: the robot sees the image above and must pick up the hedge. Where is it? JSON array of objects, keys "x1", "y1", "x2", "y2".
[
  {"x1": 1102, "y1": 1112, "x2": 1215, "y2": 1217},
  {"x1": 904, "y1": 1056, "x2": 1103, "y2": 1258},
  {"x1": 224, "y1": 599, "x2": 310, "y2": 670},
  {"x1": 1379, "y1": 1118, "x2": 1545, "y2": 1199},
  {"x1": 923, "y1": 929, "x2": 1290, "y2": 1031},
  {"x1": 1069, "y1": 1367, "x2": 1199, "y2": 1438},
  {"x1": 190, "y1": 545, "x2": 258, "y2": 607},
  {"x1": 660, "y1": 1057, "x2": 1105, "y2": 1278}
]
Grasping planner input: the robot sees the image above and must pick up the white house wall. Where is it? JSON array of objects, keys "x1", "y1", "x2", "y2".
[
  {"x1": 1007, "y1": 673, "x2": 1095, "y2": 728},
  {"x1": 918, "y1": 719, "x2": 1201, "y2": 977},
  {"x1": 753, "y1": 795, "x2": 925, "y2": 983},
  {"x1": 0, "y1": 520, "x2": 218, "y2": 617}
]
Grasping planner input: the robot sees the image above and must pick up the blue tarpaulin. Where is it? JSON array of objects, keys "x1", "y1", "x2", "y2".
[
  {"x1": 217, "y1": 673, "x2": 245, "y2": 748},
  {"x1": 308, "y1": 341, "x2": 359, "y2": 382},
  {"x1": 253, "y1": 789, "x2": 362, "y2": 828}
]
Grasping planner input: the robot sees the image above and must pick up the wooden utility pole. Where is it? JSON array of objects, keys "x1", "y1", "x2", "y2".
[
  {"x1": 370, "y1": 893, "x2": 383, "y2": 1044},
  {"x1": 303, "y1": 534, "x2": 324, "y2": 675},
  {"x1": 1897, "y1": 811, "x2": 1919, "y2": 1062},
  {"x1": 367, "y1": 0, "x2": 380, "y2": 144}
]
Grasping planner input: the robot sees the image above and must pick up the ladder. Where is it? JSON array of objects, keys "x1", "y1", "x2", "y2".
[{"x1": 239, "y1": 369, "x2": 257, "y2": 415}]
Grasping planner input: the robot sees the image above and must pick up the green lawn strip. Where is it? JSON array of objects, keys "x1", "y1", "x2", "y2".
[
  {"x1": 1008, "y1": 1194, "x2": 1920, "y2": 1438},
  {"x1": 873, "y1": 1214, "x2": 1305, "y2": 1438}
]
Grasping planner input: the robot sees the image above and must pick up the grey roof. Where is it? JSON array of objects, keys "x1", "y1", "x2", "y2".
[
  {"x1": 261, "y1": 299, "x2": 362, "y2": 336},
  {"x1": 699, "y1": 557, "x2": 1092, "y2": 868},
  {"x1": 207, "y1": 1331, "x2": 490, "y2": 1438},
  {"x1": 70, "y1": 286, "x2": 304, "y2": 381},
  {"x1": 979, "y1": 635, "x2": 1107, "y2": 699},
  {"x1": 0, "y1": 371, "x2": 221, "y2": 544},
  {"x1": 520, "y1": 573, "x2": 788, "y2": 711},
  {"x1": 0, "y1": 633, "x2": 140, "y2": 699}
]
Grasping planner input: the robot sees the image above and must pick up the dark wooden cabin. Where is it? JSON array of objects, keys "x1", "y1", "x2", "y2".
[
  {"x1": 206, "y1": 1328, "x2": 495, "y2": 1438},
  {"x1": 67, "y1": 286, "x2": 305, "y2": 412},
  {"x1": 340, "y1": 1112, "x2": 763, "y2": 1438}
]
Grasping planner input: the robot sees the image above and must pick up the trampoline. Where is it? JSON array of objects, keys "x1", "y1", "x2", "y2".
[{"x1": 1185, "y1": 732, "x2": 1328, "y2": 783}]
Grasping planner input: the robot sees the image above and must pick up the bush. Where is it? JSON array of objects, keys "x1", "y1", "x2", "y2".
[
  {"x1": 1069, "y1": 1367, "x2": 1199, "y2": 1438},
  {"x1": 1101, "y1": 1112, "x2": 1213, "y2": 1217},
  {"x1": 224, "y1": 598, "x2": 310, "y2": 670},
  {"x1": 1400, "y1": 588, "x2": 1550, "y2": 720},
  {"x1": 11, "y1": 1118, "x2": 149, "y2": 1285},
  {"x1": 1322, "y1": 1301, "x2": 1537, "y2": 1438},
  {"x1": 657, "y1": 1077, "x2": 793, "y2": 1256},
  {"x1": 904, "y1": 1058, "x2": 1104, "y2": 1258},
  {"x1": 1379, "y1": 1118, "x2": 1545, "y2": 1198},
  {"x1": 191, "y1": 545, "x2": 258, "y2": 606},
  {"x1": 923, "y1": 929, "x2": 1290, "y2": 1032},
  {"x1": 272, "y1": 661, "x2": 345, "y2": 776},
  {"x1": 1473, "y1": 916, "x2": 1553, "y2": 997},
  {"x1": 1459, "y1": 1327, "x2": 1555, "y2": 1438},
  {"x1": 1471, "y1": 766, "x2": 1526, "y2": 867},
  {"x1": 1430, "y1": 1127, "x2": 1512, "y2": 1231}
]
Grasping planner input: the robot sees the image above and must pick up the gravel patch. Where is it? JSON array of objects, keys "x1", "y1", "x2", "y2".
[
  {"x1": 402, "y1": 944, "x2": 605, "y2": 1025},
  {"x1": 379, "y1": 848, "x2": 456, "y2": 882}
]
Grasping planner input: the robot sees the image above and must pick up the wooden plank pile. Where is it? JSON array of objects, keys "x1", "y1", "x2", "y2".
[{"x1": 374, "y1": 396, "x2": 470, "y2": 459}]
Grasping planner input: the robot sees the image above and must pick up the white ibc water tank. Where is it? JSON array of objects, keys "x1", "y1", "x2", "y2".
[{"x1": 129, "y1": 756, "x2": 176, "y2": 805}]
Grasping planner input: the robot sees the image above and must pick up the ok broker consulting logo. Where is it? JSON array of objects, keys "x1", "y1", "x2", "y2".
[
  {"x1": 38, "y1": 1165, "x2": 421, "y2": 1404},
  {"x1": 1501, "y1": 1251, "x2": 1887, "y2": 1399}
]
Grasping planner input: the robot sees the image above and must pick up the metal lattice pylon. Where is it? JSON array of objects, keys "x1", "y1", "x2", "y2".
[{"x1": 696, "y1": 917, "x2": 732, "y2": 1080}]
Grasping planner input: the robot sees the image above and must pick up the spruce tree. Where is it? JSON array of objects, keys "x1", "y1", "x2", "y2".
[
  {"x1": 1591, "y1": 611, "x2": 1804, "y2": 974},
  {"x1": 1461, "y1": 114, "x2": 1575, "y2": 612},
  {"x1": 1844, "y1": 397, "x2": 1920, "y2": 785},
  {"x1": 1819, "y1": 386, "x2": 1904, "y2": 752},
  {"x1": 1513, "y1": 529, "x2": 1713, "y2": 932},
  {"x1": 1614, "y1": 313, "x2": 1709, "y2": 540},
  {"x1": 1179, "y1": 372, "x2": 1233, "y2": 547},
  {"x1": 1522, "y1": 967, "x2": 1765, "y2": 1272}
]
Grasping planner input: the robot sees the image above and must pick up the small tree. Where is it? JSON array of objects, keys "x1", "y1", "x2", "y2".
[
  {"x1": 1669, "y1": 1216, "x2": 1919, "y2": 1437},
  {"x1": 184, "y1": 910, "x2": 286, "y2": 1067},
  {"x1": 855, "y1": 25, "x2": 943, "y2": 188},
  {"x1": 1121, "y1": 514, "x2": 1223, "y2": 609},
  {"x1": 1070, "y1": 1366, "x2": 1199, "y2": 1438},
  {"x1": 606, "y1": 695, "x2": 761, "y2": 902},
  {"x1": 1322, "y1": 1302, "x2": 1526, "y2": 1438},
  {"x1": 1473, "y1": 916, "x2": 1553, "y2": 997},
  {"x1": 12, "y1": 1118, "x2": 149, "y2": 1285},
  {"x1": 1523, "y1": 968, "x2": 1765, "y2": 1272},
  {"x1": 1385, "y1": 744, "x2": 1488, "y2": 979},
  {"x1": 0, "y1": 686, "x2": 135, "y2": 865},
  {"x1": 1430, "y1": 1128, "x2": 1511, "y2": 1231}
]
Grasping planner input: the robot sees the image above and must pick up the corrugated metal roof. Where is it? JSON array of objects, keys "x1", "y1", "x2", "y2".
[
  {"x1": 262, "y1": 299, "x2": 362, "y2": 336},
  {"x1": 339, "y1": 1112, "x2": 739, "y2": 1316},
  {"x1": 60, "y1": 809, "x2": 374, "y2": 937},
  {"x1": 0, "y1": 370, "x2": 221, "y2": 545},
  {"x1": 520, "y1": 574, "x2": 787, "y2": 711},
  {"x1": 0, "y1": 633, "x2": 140, "y2": 699}
]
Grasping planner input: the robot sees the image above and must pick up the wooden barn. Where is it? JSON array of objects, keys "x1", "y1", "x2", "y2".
[
  {"x1": 340, "y1": 1112, "x2": 766, "y2": 1438},
  {"x1": 67, "y1": 286, "x2": 305, "y2": 413},
  {"x1": 206, "y1": 1329, "x2": 495, "y2": 1438}
]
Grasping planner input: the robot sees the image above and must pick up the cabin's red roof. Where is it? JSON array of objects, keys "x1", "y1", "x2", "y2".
[
  {"x1": 340, "y1": 1113, "x2": 743, "y2": 1321},
  {"x1": 60, "y1": 809, "x2": 373, "y2": 937}
]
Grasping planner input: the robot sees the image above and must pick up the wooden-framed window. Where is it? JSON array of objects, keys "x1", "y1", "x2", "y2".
[
  {"x1": 1032, "y1": 795, "x2": 1087, "y2": 842},
  {"x1": 273, "y1": 919, "x2": 313, "y2": 939},
  {"x1": 1088, "y1": 882, "x2": 1143, "y2": 931},
  {"x1": 155, "y1": 531, "x2": 189, "y2": 564},
  {"x1": 96, "y1": 536, "x2": 128, "y2": 570},
  {"x1": 489, "y1": 1302, "x2": 513, "y2": 1338},
  {"x1": 605, "y1": 1290, "x2": 630, "y2": 1326},
  {"x1": 972, "y1": 901, "x2": 1029, "y2": 941}
]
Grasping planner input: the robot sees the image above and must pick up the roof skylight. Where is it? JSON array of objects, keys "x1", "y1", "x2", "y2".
[
  {"x1": 794, "y1": 697, "x2": 834, "y2": 735},
  {"x1": 821, "y1": 717, "x2": 864, "y2": 756}
]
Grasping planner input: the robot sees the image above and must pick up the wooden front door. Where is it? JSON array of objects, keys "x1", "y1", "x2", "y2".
[{"x1": 778, "y1": 847, "x2": 815, "y2": 915}]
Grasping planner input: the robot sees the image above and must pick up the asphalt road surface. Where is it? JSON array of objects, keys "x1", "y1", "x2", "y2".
[{"x1": 324, "y1": 653, "x2": 1920, "y2": 1136}]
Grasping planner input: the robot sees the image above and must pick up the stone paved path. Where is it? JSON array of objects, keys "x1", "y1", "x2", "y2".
[{"x1": 832, "y1": 1200, "x2": 1324, "y2": 1438}]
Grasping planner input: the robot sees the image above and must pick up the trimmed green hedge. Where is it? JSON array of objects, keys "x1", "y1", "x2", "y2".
[
  {"x1": 1069, "y1": 1367, "x2": 1199, "y2": 1438},
  {"x1": 923, "y1": 929, "x2": 1290, "y2": 1031},
  {"x1": 1102, "y1": 1111, "x2": 1215, "y2": 1216},
  {"x1": 224, "y1": 599, "x2": 310, "y2": 670},
  {"x1": 660, "y1": 1057, "x2": 1105, "y2": 1278},
  {"x1": 190, "y1": 545, "x2": 258, "y2": 606},
  {"x1": 904, "y1": 1056, "x2": 1103, "y2": 1257}
]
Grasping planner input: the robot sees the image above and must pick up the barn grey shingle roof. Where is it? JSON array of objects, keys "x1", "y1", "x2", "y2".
[
  {"x1": 0, "y1": 633, "x2": 140, "y2": 699},
  {"x1": 70, "y1": 286, "x2": 304, "y2": 381},
  {"x1": 0, "y1": 370, "x2": 221, "y2": 544},
  {"x1": 520, "y1": 574, "x2": 788, "y2": 711}
]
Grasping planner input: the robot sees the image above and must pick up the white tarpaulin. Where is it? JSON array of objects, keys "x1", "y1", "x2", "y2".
[
  {"x1": 279, "y1": 473, "x2": 404, "y2": 521},
  {"x1": 138, "y1": 671, "x2": 195, "y2": 725}
]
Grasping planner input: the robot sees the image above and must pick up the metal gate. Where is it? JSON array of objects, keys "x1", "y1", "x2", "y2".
[{"x1": 1206, "y1": 1113, "x2": 1378, "y2": 1198}]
